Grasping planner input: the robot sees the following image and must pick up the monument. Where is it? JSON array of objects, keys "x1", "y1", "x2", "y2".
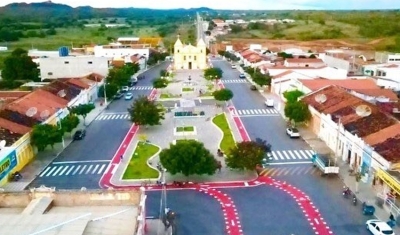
[{"x1": 173, "y1": 35, "x2": 207, "y2": 70}]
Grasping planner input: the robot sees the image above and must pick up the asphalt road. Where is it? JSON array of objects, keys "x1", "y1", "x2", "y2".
[
  {"x1": 27, "y1": 62, "x2": 171, "y2": 190},
  {"x1": 211, "y1": 59, "x2": 310, "y2": 162},
  {"x1": 270, "y1": 164, "x2": 373, "y2": 235},
  {"x1": 146, "y1": 190, "x2": 225, "y2": 235}
]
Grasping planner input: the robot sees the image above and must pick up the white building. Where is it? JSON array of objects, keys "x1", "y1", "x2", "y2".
[
  {"x1": 362, "y1": 63, "x2": 400, "y2": 90},
  {"x1": 284, "y1": 58, "x2": 325, "y2": 68},
  {"x1": 94, "y1": 45, "x2": 150, "y2": 59},
  {"x1": 29, "y1": 49, "x2": 60, "y2": 58},
  {"x1": 249, "y1": 44, "x2": 262, "y2": 51},
  {"x1": 38, "y1": 56, "x2": 109, "y2": 80}
]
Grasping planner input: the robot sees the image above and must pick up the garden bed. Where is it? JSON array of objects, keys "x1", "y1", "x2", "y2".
[
  {"x1": 182, "y1": 87, "x2": 194, "y2": 92},
  {"x1": 176, "y1": 126, "x2": 194, "y2": 132},
  {"x1": 122, "y1": 142, "x2": 160, "y2": 180},
  {"x1": 212, "y1": 113, "x2": 236, "y2": 154},
  {"x1": 174, "y1": 126, "x2": 197, "y2": 136}
]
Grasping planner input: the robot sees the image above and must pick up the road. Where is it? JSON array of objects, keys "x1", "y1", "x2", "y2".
[
  {"x1": 27, "y1": 62, "x2": 170, "y2": 190},
  {"x1": 211, "y1": 59, "x2": 311, "y2": 164}
]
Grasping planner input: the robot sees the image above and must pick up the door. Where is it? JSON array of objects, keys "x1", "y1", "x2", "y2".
[{"x1": 188, "y1": 62, "x2": 192, "y2": 69}]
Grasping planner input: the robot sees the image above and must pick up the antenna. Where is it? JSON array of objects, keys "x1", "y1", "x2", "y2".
[
  {"x1": 315, "y1": 94, "x2": 327, "y2": 104},
  {"x1": 57, "y1": 89, "x2": 67, "y2": 98},
  {"x1": 40, "y1": 110, "x2": 50, "y2": 120},
  {"x1": 26, "y1": 107, "x2": 38, "y2": 117},
  {"x1": 0, "y1": 140, "x2": 6, "y2": 150},
  {"x1": 355, "y1": 104, "x2": 372, "y2": 117}
]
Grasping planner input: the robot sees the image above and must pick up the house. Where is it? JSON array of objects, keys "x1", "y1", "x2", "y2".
[
  {"x1": 362, "y1": 63, "x2": 400, "y2": 90},
  {"x1": 212, "y1": 19, "x2": 226, "y2": 27},
  {"x1": 301, "y1": 85, "x2": 400, "y2": 190},
  {"x1": 126, "y1": 54, "x2": 147, "y2": 70},
  {"x1": 375, "y1": 52, "x2": 400, "y2": 64},
  {"x1": 93, "y1": 44, "x2": 150, "y2": 59},
  {"x1": 38, "y1": 56, "x2": 109, "y2": 81},
  {"x1": 284, "y1": 58, "x2": 325, "y2": 68}
]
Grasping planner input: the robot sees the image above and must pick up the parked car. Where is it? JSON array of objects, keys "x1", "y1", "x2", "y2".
[
  {"x1": 124, "y1": 92, "x2": 133, "y2": 100},
  {"x1": 114, "y1": 92, "x2": 124, "y2": 99},
  {"x1": 265, "y1": 99, "x2": 274, "y2": 107},
  {"x1": 73, "y1": 129, "x2": 86, "y2": 140},
  {"x1": 366, "y1": 219, "x2": 394, "y2": 235},
  {"x1": 239, "y1": 73, "x2": 246, "y2": 79},
  {"x1": 129, "y1": 77, "x2": 138, "y2": 87},
  {"x1": 286, "y1": 127, "x2": 300, "y2": 138},
  {"x1": 231, "y1": 64, "x2": 237, "y2": 69},
  {"x1": 121, "y1": 86, "x2": 129, "y2": 92},
  {"x1": 250, "y1": 85, "x2": 257, "y2": 91}
]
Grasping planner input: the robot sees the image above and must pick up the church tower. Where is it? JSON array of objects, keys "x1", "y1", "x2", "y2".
[{"x1": 196, "y1": 38, "x2": 207, "y2": 70}]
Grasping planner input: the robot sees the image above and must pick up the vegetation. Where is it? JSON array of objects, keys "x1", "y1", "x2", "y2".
[
  {"x1": 176, "y1": 126, "x2": 194, "y2": 132},
  {"x1": 69, "y1": 103, "x2": 95, "y2": 125},
  {"x1": 30, "y1": 124, "x2": 63, "y2": 151},
  {"x1": 98, "y1": 84, "x2": 119, "y2": 100},
  {"x1": 128, "y1": 95, "x2": 165, "y2": 126},
  {"x1": 182, "y1": 87, "x2": 194, "y2": 92},
  {"x1": 147, "y1": 51, "x2": 169, "y2": 66},
  {"x1": 204, "y1": 67, "x2": 223, "y2": 80},
  {"x1": 152, "y1": 77, "x2": 169, "y2": 89},
  {"x1": 122, "y1": 142, "x2": 160, "y2": 179},
  {"x1": 213, "y1": 88, "x2": 234, "y2": 102},
  {"x1": 283, "y1": 89, "x2": 304, "y2": 103},
  {"x1": 212, "y1": 114, "x2": 236, "y2": 154},
  {"x1": 284, "y1": 101, "x2": 311, "y2": 124},
  {"x1": 226, "y1": 140, "x2": 268, "y2": 171},
  {"x1": 243, "y1": 67, "x2": 271, "y2": 87},
  {"x1": 60, "y1": 114, "x2": 80, "y2": 133},
  {"x1": 159, "y1": 139, "x2": 217, "y2": 176}
]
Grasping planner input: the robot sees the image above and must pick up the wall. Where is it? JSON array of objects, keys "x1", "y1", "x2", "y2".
[
  {"x1": 174, "y1": 45, "x2": 206, "y2": 70},
  {"x1": 94, "y1": 46, "x2": 149, "y2": 59},
  {"x1": 0, "y1": 148, "x2": 18, "y2": 185},
  {"x1": 322, "y1": 55, "x2": 351, "y2": 71},
  {"x1": 285, "y1": 61, "x2": 326, "y2": 68},
  {"x1": 39, "y1": 56, "x2": 109, "y2": 80}
]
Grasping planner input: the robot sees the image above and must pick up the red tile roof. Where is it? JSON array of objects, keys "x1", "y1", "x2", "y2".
[
  {"x1": 0, "y1": 127, "x2": 22, "y2": 147},
  {"x1": 87, "y1": 73, "x2": 104, "y2": 82},
  {"x1": 286, "y1": 58, "x2": 324, "y2": 63},
  {"x1": 0, "y1": 117, "x2": 31, "y2": 135},
  {"x1": 0, "y1": 91, "x2": 30, "y2": 100},
  {"x1": 66, "y1": 78, "x2": 90, "y2": 89},
  {"x1": 272, "y1": 70, "x2": 294, "y2": 79},
  {"x1": 364, "y1": 123, "x2": 400, "y2": 146},
  {"x1": 373, "y1": 135, "x2": 400, "y2": 163}
]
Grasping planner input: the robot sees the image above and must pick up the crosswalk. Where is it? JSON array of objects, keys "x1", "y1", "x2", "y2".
[
  {"x1": 270, "y1": 150, "x2": 314, "y2": 161},
  {"x1": 39, "y1": 161, "x2": 110, "y2": 177},
  {"x1": 259, "y1": 166, "x2": 318, "y2": 177},
  {"x1": 95, "y1": 113, "x2": 130, "y2": 121},
  {"x1": 129, "y1": 86, "x2": 153, "y2": 91},
  {"x1": 234, "y1": 109, "x2": 279, "y2": 116},
  {"x1": 222, "y1": 79, "x2": 249, "y2": 84}
]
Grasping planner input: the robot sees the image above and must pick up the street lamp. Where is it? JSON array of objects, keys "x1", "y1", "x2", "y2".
[
  {"x1": 103, "y1": 77, "x2": 108, "y2": 106},
  {"x1": 56, "y1": 108, "x2": 65, "y2": 149}
]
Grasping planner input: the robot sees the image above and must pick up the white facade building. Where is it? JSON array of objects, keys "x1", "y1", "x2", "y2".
[
  {"x1": 94, "y1": 45, "x2": 150, "y2": 59},
  {"x1": 39, "y1": 56, "x2": 109, "y2": 80}
]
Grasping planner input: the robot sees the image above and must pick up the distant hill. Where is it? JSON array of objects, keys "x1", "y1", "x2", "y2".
[{"x1": 0, "y1": 1, "x2": 215, "y2": 21}]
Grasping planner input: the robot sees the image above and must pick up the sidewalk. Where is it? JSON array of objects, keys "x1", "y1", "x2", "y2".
[
  {"x1": 1, "y1": 100, "x2": 108, "y2": 191},
  {"x1": 298, "y1": 126, "x2": 400, "y2": 233}
]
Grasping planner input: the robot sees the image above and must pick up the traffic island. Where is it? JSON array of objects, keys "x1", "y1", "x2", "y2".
[
  {"x1": 122, "y1": 142, "x2": 161, "y2": 180},
  {"x1": 212, "y1": 113, "x2": 236, "y2": 154},
  {"x1": 174, "y1": 126, "x2": 197, "y2": 136}
]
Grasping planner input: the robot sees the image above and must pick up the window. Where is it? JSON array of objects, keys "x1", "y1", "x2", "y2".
[
  {"x1": 194, "y1": 56, "x2": 197, "y2": 61},
  {"x1": 389, "y1": 59, "x2": 394, "y2": 61},
  {"x1": 189, "y1": 56, "x2": 191, "y2": 59},
  {"x1": 48, "y1": 72, "x2": 53, "y2": 75},
  {"x1": 177, "y1": 50, "x2": 180, "y2": 53},
  {"x1": 88, "y1": 61, "x2": 93, "y2": 64},
  {"x1": 200, "y1": 50, "x2": 203, "y2": 53},
  {"x1": 382, "y1": 72, "x2": 386, "y2": 76},
  {"x1": 64, "y1": 61, "x2": 69, "y2": 64},
  {"x1": 184, "y1": 56, "x2": 186, "y2": 60}
]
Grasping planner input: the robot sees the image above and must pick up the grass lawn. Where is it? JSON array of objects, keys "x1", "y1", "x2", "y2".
[
  {"x1": 122, "y1": 142, "x2": 160, "y2": 180},
  {"x1": 182, "y1": 87, "x2": 194, "y2": 92},
  {"x1": 212, "y1": 114, "x2": 236, "y2": 154},
  {"x1": 176, "y1": 126, "x2": 194, "y2": 132},
  {"x1": 159, "y1": 93, "x2": 180, "y2": 99}
]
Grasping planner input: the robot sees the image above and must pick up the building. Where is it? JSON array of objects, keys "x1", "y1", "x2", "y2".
[
  {"x1": 173, "y1": 36, "x2": 207, "y2": 70},
  {"x1": 38, "y1": 56, "x2": 109, "y2": 81},
  {"x1": 284, "y1": 58, "x2": 325, "y2": 68},
  {"x1": 93, "y1": 44, "x2": 150, "y2": 59},
  {"x1": 362, "y1": 63, "x2": 400, "y2": 90},
  {"x1": 375, "y1": 52, "x2": 400, "y2": 64},
  {"x1": 212, "y1": 19, "x2": 226, "y2": 27}
]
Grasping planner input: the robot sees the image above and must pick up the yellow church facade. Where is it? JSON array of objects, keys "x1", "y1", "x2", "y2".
[{"x1": 173, "y1": 37, "x2": 207, "y2": 70}]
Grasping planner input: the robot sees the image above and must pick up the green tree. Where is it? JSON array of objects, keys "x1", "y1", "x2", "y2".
[
  {"x1": 69, "y1": 103, "x2": 95, "y2": 125},
  {"x1": 204, "y1": 67, "x2": 223, "y2": 80},
  {"x1": 226, "y1": 141, "x2": 266, "y2": 170},
  {"x1": 213, "y1": 88, "x2": 233, "y2": 102},
  {"x1": 98, "y1": 83, "x2": 119, "y2": 99},
  {"x1": 252, "y1": 73, "x2": 271, "y2": 87},
  {"x1": 230, "y1": 24, "x2": 243, "y2": 33},
  {"x1": 127, "y1": 95, "x2": 165, "y2": 126},
  {"x1": 31, "y1": 124, "x2": 63, "y2": 151},
  {"x1": 160, "y1": 69, "x2": 169, "y2": 77},
  {"x1": 159, "y1": 139, "x2": 217, "y2": 176},
  {"x1": 2, "y1": 48, "x2": 39, "y2": 82},
  {"x1": 107, "y1": 67, "x2": 131, "y2": 87},
  {"x1": 309, "y1": 54, "x2": 317, "y2": 58},
  {"x1": 60, "y1": 114, "x2": 80, "y2": 133},
  {"x1": 283, "y1": 89, "x2": 305, "y2": 103},
  {"x1": 152, "y1": 78, "x2": 169, "y2": 89},
  {"x1": 284, "y1": 101, "x2": 311, "y2": 123},
  {"x1": 217, "y1": 50, "x2": 226, "y2": 56}
]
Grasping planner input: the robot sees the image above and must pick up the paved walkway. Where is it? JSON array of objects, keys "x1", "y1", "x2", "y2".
[{"x1": 1, "y1": 100, "x2": 108, "y2": 191}]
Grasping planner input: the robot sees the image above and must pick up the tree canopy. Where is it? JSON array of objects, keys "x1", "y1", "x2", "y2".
[
  {"x1": 60, "y1": 114, "x2": 80, "y2": 133},
  {"x1": 69, "y1": 103, "x2": 95, "y2": 124},
  {"x1": 204, "y1": 67, "x2": 223, "y2": 80},
  {"x1": 284, "y1": 101, "x2": 311, "y2": 123},
  {"x1": 1, "y1": 48, "x2": 39, "y2": 86},
  {"x1": 283, "y1": 89, "x2": 305, "y2": 103},
  {"x1": 98, "y1": 83, "x2": 119, "y2": 99},
  {"x1": 128, "y1": 95, "x2": 165, "y2": 126},
  {"x1": 244, "y1": 67, "x2": 271, "y2": 86},
  {"x1": 30, "y1": 124, "x2": 63, "y2": 151},
  {"x1": 152, "y1": 77, "x2": 169, "y2": 89},
  {"x1": 226, "y1": 141, "x2": 267, "y2": 171},
  {"x1": 213, "y1": 88, "x2": 233, "y2": 101},
  {"x1": 159, "y1": 139, "x2": 217, "y2": 176}
]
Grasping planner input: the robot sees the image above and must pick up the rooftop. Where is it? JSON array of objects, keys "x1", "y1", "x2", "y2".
[
  {"x1": 286, "y1": 58, "x2": 324, "y2": 63},
  {"x1": 0, "y1": 91, "x2": 30, "y2": 100},
  {"x1": 0, "y1": 127, "x2": 22, "y2": 147},
  {"x1": 42, "y1": 80, "x2": 83, "y2": 101}
]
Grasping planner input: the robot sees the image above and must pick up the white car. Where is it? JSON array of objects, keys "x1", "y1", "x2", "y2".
[
  {"x1": 366, "y1": 219, "x2": 395, "y2": 235},
  {"x1": 265, "y1": 99, "x2": 274, "y2": 107},
  {"x1": 124, "y1": 92, "x2": 133, "y2": 100},
  {"x1": 121, "y1": 86, "x2": 129, "y2": 92},
  {"x1": 286, "y1": 127, "x2": 300, "y2": 138},
  {"x1": 231, "y1": 65, "x2": 237, "y2": 69}
]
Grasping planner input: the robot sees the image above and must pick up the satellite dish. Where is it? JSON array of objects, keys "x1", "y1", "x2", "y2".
[
  {"x1": 0, "y1": 140, "x2": 6, "y2": 150},
  {"x1": 40, "y1": 110, "x2": 50, "y2": 120},
  {"x1": 356, "y1": 104, "x2": 372, "y2": 117},
  {"x1": 315, "y1": 94, "x2": 327, "y2": 104},
  {"x1": 26, "y1": 107, "x2": 38, "y2": 117},
  {"x1": 57, "y1": 89, "x2": 66, "y2": 98}
]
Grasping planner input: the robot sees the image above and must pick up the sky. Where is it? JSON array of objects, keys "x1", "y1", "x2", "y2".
[{"x1": 0, "y1": 0, "x2": 398, "y2": 10}]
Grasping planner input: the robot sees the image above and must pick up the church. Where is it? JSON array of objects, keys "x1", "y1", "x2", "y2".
[{"x1": 173, "y1": 36, "x2": 207, "y2": 70}]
